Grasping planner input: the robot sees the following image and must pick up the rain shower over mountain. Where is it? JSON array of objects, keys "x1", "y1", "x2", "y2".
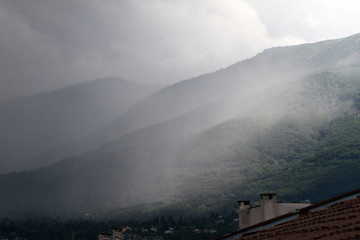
[{"x1": 1, "y1": 33, "x2": 360, "y2": 218}]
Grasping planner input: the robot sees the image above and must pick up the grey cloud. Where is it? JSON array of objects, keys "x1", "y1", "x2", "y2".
[
  {"x1": 2, "y1": 0, "x2": 359, "y2": 102},
  {"x1": 0, "y1": 0, "x2": 273, "y2": 101}
]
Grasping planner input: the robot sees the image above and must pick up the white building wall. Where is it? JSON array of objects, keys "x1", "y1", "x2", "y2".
[{"x1": 238, "y1": 194, "x2": 311, "y2": 229}]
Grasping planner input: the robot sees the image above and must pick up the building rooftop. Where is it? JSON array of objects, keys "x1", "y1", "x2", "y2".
[
  {"x1": 215, "y1": 188, "x2": 360, "y2": 240},
  {"x1": 238, "y1": 195, "x2": 360, "y2": 240}
]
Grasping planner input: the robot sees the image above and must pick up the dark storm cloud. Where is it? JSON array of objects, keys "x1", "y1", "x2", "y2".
[
  {"x1": 0, "y1": 0, "x2": 124, "y2": 100},
  {"x1": 0, "y1": 0, "x2": 282, "y2": 101},
  {"x1": 1, "y1": 0, "x2": 359, "y2": 101}
]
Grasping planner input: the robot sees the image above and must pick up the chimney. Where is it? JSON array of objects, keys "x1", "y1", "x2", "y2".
[
  {"x1": 260, "y1": 193, "x2": 277, "y2": 221},
  {"x1": 237, "y1": 200, "x2": 251, "y2": 229}
]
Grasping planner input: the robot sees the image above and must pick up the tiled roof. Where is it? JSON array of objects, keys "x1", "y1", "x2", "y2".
[{"x1": 237, "y1": 195, "x2": 360, "y2": 240}]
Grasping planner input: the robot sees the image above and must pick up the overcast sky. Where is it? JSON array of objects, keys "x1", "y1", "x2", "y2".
[{"x1": 1, "y1": 0, "x2": 360, "y2": 101}]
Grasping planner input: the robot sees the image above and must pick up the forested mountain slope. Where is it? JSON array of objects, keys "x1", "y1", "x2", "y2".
[
  {"x1": 31, "y1": 34, "x2": 360, "y2": 168},
  {"x1": 1, "y1": 34, "x2": 360, "y2": 218}
]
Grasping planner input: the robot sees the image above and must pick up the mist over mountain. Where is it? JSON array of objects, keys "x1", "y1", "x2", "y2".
[
  {"x1": 1, "y1": 33, "x2": 360, "y2": 218},
  {"x1": 0, "y1": 77, "x2": 161, "y2": 173},
  {"x1": 27, "y1": 33, "x2": 360, "y2": 168}
]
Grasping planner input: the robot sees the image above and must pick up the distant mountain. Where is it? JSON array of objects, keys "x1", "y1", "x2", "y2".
[
  {"x1": 0, "y1": 77, "x2": 161, "y2": 172},
  {"x1": 29, "y1": 34, "x2": 360, "y2": 167},
  {"x1": 1, "y1": 33, "x2": 360, "y2": 218}
]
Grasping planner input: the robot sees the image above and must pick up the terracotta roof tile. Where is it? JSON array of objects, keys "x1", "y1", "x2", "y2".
[{"x1": 236, "y1": 196, "x2": 360, "y2": 240}]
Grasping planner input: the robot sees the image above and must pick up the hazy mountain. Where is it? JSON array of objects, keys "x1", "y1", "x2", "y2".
[
  {"x1": 1, "y1": 33, "x2": 360, "y2": 218},
  {"x1": 0, "y1": 77, "x2": 161, "y2": 173},
  {"x1": 28, "y1": 33, "x2": 360, "y2": 168}
]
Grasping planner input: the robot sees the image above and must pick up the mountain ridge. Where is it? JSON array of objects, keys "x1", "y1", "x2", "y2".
[
  {"x1": 27, "y1": 33, "x2": 360, "y2": 168},
  {"x1": 1, "y1": 33, "x2": 360, "y2": 218},
  {"x1": 0, "y1": 77, "x2": 161, "y2": 172}
]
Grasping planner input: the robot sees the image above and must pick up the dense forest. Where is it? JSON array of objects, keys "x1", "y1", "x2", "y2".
[{"x1": 0, "y1": 213, "x2": 238, "y2": 240}]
